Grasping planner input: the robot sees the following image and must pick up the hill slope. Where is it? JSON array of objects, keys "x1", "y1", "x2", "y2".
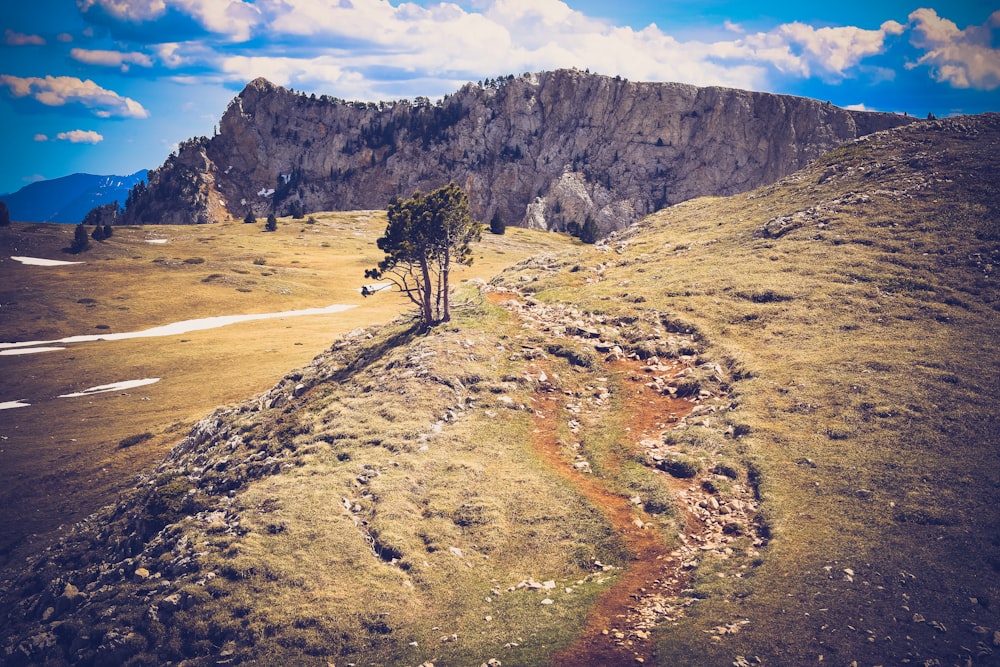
[
  {"x1": 120, "y1": 70, "x2": 911, "y2": 234},
  {"x1": 1, "y1": 171, "x2": 147, "y2": 224},
  {"x1": 2, "y1": 114, "x2": 997, "y2": 666}
]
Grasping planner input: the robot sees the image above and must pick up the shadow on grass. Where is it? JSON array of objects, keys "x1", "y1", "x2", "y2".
[{"x1": 327, "y1": 319, "x2": 423, "y2": 384}]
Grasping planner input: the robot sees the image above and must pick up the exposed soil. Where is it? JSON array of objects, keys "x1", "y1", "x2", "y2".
[
  {"x1": 487, "y1": 289, "x2": 747, "y2": 666},
  {"x1": 532, "y1": 360, "x2": 699, "y2": 666}
]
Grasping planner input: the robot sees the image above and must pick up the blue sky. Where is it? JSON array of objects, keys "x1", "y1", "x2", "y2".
[{"x1": 1, "y1": 0, "x2": 998, "y2": 195}]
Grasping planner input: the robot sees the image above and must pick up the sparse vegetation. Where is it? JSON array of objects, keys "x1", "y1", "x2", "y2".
[
  {"x1": 118, "y1": 432, "x2": 155, "y2": 449},
  {"x1": 68, "y1": 222, "x2": 90, "y2": 253},
  {"x1": 1, "y1": 116, "x2": 998, "y2": 667},
  {"x1": 490, "y1": 208, "x2": 505, "y2": 235}
]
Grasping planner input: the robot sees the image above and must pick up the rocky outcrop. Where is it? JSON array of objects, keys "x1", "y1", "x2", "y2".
[{"x1": 120, "y1": 69, "x2": 913, "y2": 233}]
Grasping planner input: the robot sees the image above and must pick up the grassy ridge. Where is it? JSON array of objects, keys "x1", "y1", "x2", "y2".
[
  {"x1": 1, "y1": 115, "x2": 998, "y2": 666},
  {"x1": 0, "y1": 214, "x2": 573, "y2": 568},
  {"x1": 571, "y1": 116, "x2": 1000, "y2": 664}
]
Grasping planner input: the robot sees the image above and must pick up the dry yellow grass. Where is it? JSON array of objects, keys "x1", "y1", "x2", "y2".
[
  {"x1": 0, "y1": 214, "x2": 575, "y2": 564},
  {"x1": 2, "y1": 117, "x2": 997, "y2": 667}
]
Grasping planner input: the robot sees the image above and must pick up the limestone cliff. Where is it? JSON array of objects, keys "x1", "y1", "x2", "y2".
[{"x1": 120, "y1": 69, "x2": 913, "y2": 233}]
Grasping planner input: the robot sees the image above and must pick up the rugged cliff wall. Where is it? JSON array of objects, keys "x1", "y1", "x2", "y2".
[{"x1": 121, "y1": 69, "x2": 913, "y2": 233}]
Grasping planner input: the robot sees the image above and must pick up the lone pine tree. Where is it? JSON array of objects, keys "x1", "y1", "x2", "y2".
[{"x1": 366, "y1": 183, "x2": 481, "y2": 327}]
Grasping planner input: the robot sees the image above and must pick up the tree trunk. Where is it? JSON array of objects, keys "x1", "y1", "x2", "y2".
[{"x1": 420, "y1": 258, "x2": 434, "y2": 325}]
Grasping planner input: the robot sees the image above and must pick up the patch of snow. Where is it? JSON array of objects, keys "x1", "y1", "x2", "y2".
[
  {"x1": 59, "y1": 378, "x2": 160, "y2": 398},
  {"x1": 0, "y1": 304, "x2": 357, "y2": 353},
  {"x1": 145, "y1": 238, "x2": 169, "y2": 244},
  {"x1": 0, "y1": 347, "x2": 67, "y2": 356},
  {"x1": 0, "y1": 400, "x2": 31, "y2": 410},
  {"x1": 257, "y1": 188, "x2": 275, "y2": 197},
  {"x1": 11, "y1": 256, "x2": 83, "y2": 267}
]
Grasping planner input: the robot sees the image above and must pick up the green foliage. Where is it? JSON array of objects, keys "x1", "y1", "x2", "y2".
[
  {"x1": 580, "y1": 215, "x2": 600, "y2": 244},
  {"x1": 265, "y1": 214, "x2": 278, "y2": 232},
  {"x1": 0, "y1": 200, "x2": 10, "y2": 226},
  {"x1": 69, "y1": 223, "x2": 90, "y2": 253},
  {"x1": 118, "y1": 432, "x2": 154, "y2": 449},
  {"x1": 366, "y1": 183, "x2": 481, "y2": 326},
  {"x1": 489, "y1": 209, "x2": 506, "y2": 235},
  {"x1": 91, "y1": 225, "x2": 106, "y2": 241}
]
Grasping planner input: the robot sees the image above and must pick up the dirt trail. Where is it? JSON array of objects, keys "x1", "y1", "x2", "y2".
[
  {"x1": 531, "y1": 361, "x2": 697, "y2": 666},
  {"x1": 487, "y1": 288, "x2": 763, "y2": 665}
]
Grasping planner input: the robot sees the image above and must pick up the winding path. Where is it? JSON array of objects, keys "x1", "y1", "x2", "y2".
[{"x1": 488, "y1": 289, "x2": 763, "y2": 665}]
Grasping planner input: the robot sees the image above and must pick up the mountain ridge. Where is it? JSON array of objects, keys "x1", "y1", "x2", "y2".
[
  {"x1": 120, "y1": 69, "x2": 913, "y2": 233},
  {"x1": 3, "y1": 113, "x2": 997, "y2": 666},
  {"x1": 1, "y1": 171, "x2": 148, "y2": 224}
]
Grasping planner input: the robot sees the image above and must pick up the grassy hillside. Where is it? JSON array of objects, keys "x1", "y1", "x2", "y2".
[
  {"x1": 0, "y1": 214, "x2": 573, "y2": 569},
  {"x1": 2, "y1": 114, "x2": 998, "y2": 666}
]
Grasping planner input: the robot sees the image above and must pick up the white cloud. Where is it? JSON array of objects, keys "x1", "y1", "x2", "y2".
[
  {"x1": 907, "y1": 8, "x2": 1000, "y2": 90},
  {"x1": 0, "y1": 75, "x2": 150, "y2": 119},
  {"x1": 56, "y1": 130, "x2": 105, "y2": 143},
  {"x1": 70, "y1": 48, "x2": 154, "y2": 69},
  {"x1": 80, "y1": 0, "x2": 261, "y2": 41},
  {"x1": 4, "y1": 29, "x2": 45, "y2": 46},
  {"x1": 34, "y1": 134, "x2": 48, "y2": 142},
  {"x1": 71, "y1": 0, "x2": 998, "y2": 102},
  {"x1": 724, "y1": 19, "x2": 904, "y2": 80},
  {"x1": 724, "y1": 20, "x2": 745, "y2": 35},
  {"x1": 219, "y1": 55, "x2": 375, "y2": 97},
  {"x1": 57, "y1": 33, "x2": 74, "y2": 43}
]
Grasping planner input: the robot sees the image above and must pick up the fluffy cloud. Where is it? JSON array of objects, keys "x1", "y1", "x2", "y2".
[
  {"x1": 0, "y1": 75, "x2": 150, "y2": 118},
  {"x1": 56, "y1": 129, "x2": 105, "y2": 143},
  {"x1": 218, "y1": 55, "x2": 375, "y2": 97},
  {"x1": 79, "y1": 0, "x2": 261, "y2": 41},
  {"x1": 32, "y1": 129, "x2": 106, "y2": 145},
  {"x1": 720, "y1": 19, "x2": 904, "y2": 79},
  {"x1": 907, "y1": 8, "x2": 1000, "y2": 90},
  {"x1": 69, "y1": 0, "x2": 1000, "y2": 100},
  {"x1": 70, "y1": 48, "x2": 154, "y2": 69},
  {"x1": 4, "y1": 29, "x2": 45, "y2": 46}
]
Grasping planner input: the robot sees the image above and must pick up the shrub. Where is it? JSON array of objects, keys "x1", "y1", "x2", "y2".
[
  {"x1": 69, "y1": 223, "x2": 90, "y2": 253},
  {"x1": 119, "y1": 432, "x2": 154, "y2": 449},
  {"x1": 490, "y1": 209, "x2": 506, "y2": 235},
  {"x1": 265, "y1": 214, "x2": 277, "y2": 232},
  {"x1": 657, "y1": 454, "x2": 701, "y2": 478}
]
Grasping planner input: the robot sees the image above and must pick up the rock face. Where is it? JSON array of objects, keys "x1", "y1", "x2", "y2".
[{"x1": 121, "y1": 69, "x2": 912, "y2": 234}]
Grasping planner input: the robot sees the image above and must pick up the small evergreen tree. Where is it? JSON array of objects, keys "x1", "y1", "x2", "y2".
[
  {"x1": 69, "y1": 223, "x2": 90, "y2": 253},
  {"x1": 265, "y1": 213, "x2": 278, "y2": 232},
  {"x1": 244, "y1": 211, "x2": 256, "y2": 224},
  {"x1": 91, "y1": 225, "x2": 106, "y2": 241},
  {"x1": 580, "y1": 215, "x2": 599, "y2": 244},
  {"x1": 0, "y1": 201, "x2": 10, "y2": 227},
  {"x1": 103, "y1": 224, "x2": 113, "y2": 238},
  {"x1": 489, "y1": 209, "x2": 506, "y2": 235},
  {"x1": 366, "y1": 183, "x2": 481, "y2": 327}
]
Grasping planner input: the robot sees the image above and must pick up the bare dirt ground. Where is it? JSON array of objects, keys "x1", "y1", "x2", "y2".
[{"x1": 488, "y1": 289, "x2": 762, "y2": 665}]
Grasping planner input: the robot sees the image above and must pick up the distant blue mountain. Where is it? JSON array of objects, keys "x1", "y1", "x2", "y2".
[{"x1": 0, "y1": 171, "x2": 149, "y2": 224}]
